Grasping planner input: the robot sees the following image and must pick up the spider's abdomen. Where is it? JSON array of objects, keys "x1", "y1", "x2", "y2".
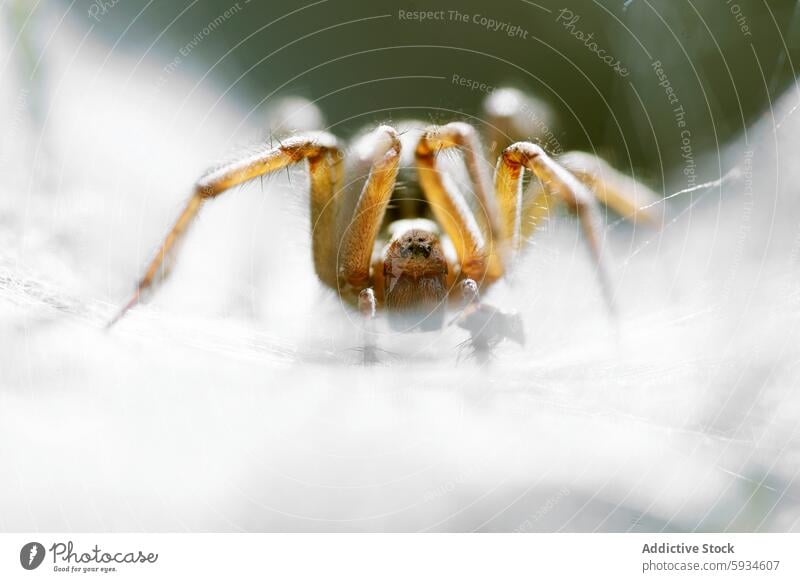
[{"x1": 383, "y1": 229, "x2": 448, "y2": 331}]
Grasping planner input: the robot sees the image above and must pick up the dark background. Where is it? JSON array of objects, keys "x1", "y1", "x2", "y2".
[{"x1": 43, "y1": 0, "x2": 800, "y2": 187}]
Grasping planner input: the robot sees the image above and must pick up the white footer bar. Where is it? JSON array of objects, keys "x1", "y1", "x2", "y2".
[{"x1": 1, "y1": 533, "x2": 797, "y2": 581}]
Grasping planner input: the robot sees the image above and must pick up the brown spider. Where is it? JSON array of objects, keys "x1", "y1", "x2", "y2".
[{"x1": 109, "y1": 87, "x2": 658, "y2": 359}]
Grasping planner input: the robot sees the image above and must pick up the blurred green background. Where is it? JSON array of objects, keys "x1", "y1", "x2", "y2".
[{"x1": 13, "y1": 0, "x2": 800, "y2": 185}]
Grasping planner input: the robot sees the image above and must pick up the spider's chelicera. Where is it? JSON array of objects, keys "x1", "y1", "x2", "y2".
[{"x1": 109, "y1": 88, "x2": 658, "y2": 361}]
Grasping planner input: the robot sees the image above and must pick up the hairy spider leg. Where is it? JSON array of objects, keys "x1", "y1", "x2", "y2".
[
  {"x1": 496, "y1": 141, "x2": 617, "y2": 314},
  {"x1": 108, "y1": 132, "x2": 342, "y2": 325},
  {"x1": 482, "y1": 87, "x2": 661, "y2": 234},
  {"x1": 337, "y1": 125, "x2": 401, "y2": 297},
  {"x1": 415, "y1": 122, "x2": 503, "y2": 285}
]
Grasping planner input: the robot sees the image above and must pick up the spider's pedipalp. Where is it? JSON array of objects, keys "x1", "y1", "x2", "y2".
[
  {"x1": 455, "y1": 276, "x2": 526, "y2": 361},
  {"x1": 459, "y1": 278, "x2": 480, "y2": 306}
]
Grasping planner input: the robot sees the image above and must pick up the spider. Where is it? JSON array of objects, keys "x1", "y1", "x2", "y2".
[{"x1": 109, "y1": 87, "x2": 658, "y2": 361}]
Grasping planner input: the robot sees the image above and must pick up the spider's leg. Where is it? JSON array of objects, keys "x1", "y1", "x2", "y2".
[
  {"x1": 519, "y1": 182, "x2": 556, "y2": 243},
  {"x1": 482, "y1": 87, "x2": 660, "y2": 228},
  {"x1": 338, "y1": 125, "x2": 401, "y2": 296},
  {"x1": 357, "y1": 287, "x2": 380, "y2": 365},
  {"x1": 475, "y1": 94, "x2": 559, "y2": 259},
  {"x1": 496, "y1": 142, "x2": 618, "y2": 314},
  {"x1": 334, "y1": 126, "x2": 402, "y2": 363},
  {"x1": 109, "y1": 132, "x2": 341, "y2": 325},
  {"x1": 558, "y1": 151, "x2": 661, "y2": 225},
  {"x1": 415, "y1": 122, "x2": 503, "y2": 284}
]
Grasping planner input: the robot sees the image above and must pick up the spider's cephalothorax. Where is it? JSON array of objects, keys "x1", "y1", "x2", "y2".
[
  {"x1": 110, "y1": 88, "x2": 659, "y2": 358},
  {"x1": 382, "y1": 228, "x2": 448, "y2": 332}
]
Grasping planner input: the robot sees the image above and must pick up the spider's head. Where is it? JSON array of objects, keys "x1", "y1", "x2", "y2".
[
  {"x1": 398, "y1": 231, "x2": 433, "y2": 259},
  {"x1": 387, "y1": 229, "x2": 446, "y2": 272},
  {"x1": 383, "y1": 228, "x2": 448, "y2": 331}
]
